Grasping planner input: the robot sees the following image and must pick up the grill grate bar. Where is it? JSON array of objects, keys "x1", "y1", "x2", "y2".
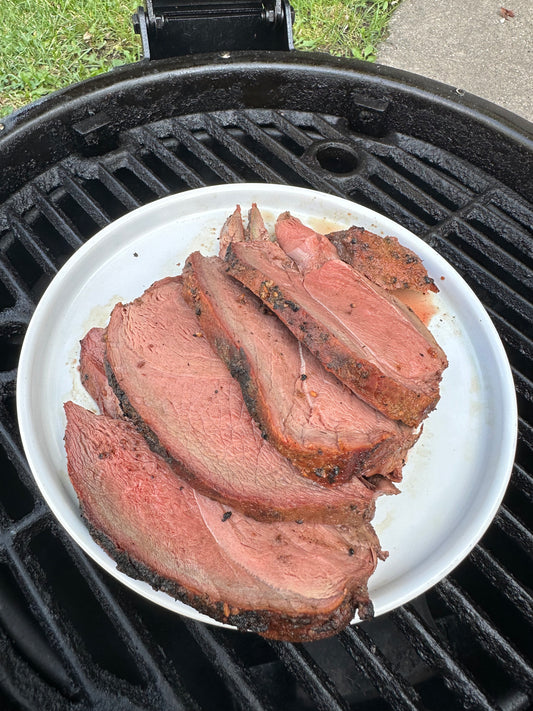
[
  {"x1": 56, "y1": 166, "x2": 113, "y2": 229},
  {"x1": 57, "y1": 532, "x2": 196, "y2": 709},
  {"x1": 132, "y1": 127, "x2": 208, "y2": 189},
  {"x1": 430, "y1": 228, "x2": 533, "y2": 327},
  {"x1": 308, "y1": 113, "x2": 369, "y2": 144},
  {"x1": 373, "y1": 147, "x2": 475, "y2": 211},
  {"x1": 0, "y1": 503, "x2": 47, "y2": 542},
  {"x1": 262, "y1": 110, "x2": 317, "y2": 149},
  {"x1": 97, "y1": 164, "x2": 142, "y2": 212},
  {"x1": 392, "y1": 605, "x2": 497, "y2": 710},
  {"x1": 202, "y1": 114, "x2": 292, "y2": 184},
  {"x1": 513, "y1": 423, "x2": 532, "y2": 464},
  {"x1": 508, "y1": 376, "x2": 531, "y2": 416},
  {"x1": 514, "y1": 375, "x2": 533, "y2": 410},
  {"x1": 32, "y1": 186, "x2": 85, "y2": 251},
  {"x1": 495, "y1": 506, "x2": 533, "y2": 554},
  {"x1": 4, "y1": 543, "x2": 93, "y2": 706},
  {"x1": 368, "y1": 160, "x2": 451, "y2": 224},
  {"x1": 487, "y1": 308, "x2": 533, "y2": 361},
  {"x1": 488, "y1": 189, "x2": 533, "y2": 236},
  {"x1": 348, "y1": 171, "x2": 437, "y2": 234},
  {"x1": 267, "y1": 641, "x2": 349, "y2": 711},
  {"x1": 394, "y1": 134, "x2": 495, "y2": 194},
  {"x1": 0, "y1": 413, "x2": 41, "y2": 511},
  {"x1": 0, "y1": 415, "x2": 26, "y2": 470},
  {"x1": 0, "y1": 257, "x2": 35, "y2": 316},
  {"x1": 0, "y1": 562, "x2": 79, "y2": 702},
  {"x1": 333, "y1": 173, "x2": 424, "y2": 233},
  {"x1": 169, "y1": 119, "x2": 245, "y2": 184},
  {"x1": 511, "y1": 464, "x2": 533, "y2": 505},
  {"x1": 447, "y1": 218, "x2": 533, "y2": 296},
  {"x1": 338, "y1": 625, "x2": 421, "y2": 710},
  {"x1": 183, "y1": 620, "x2": 274, "y2": 711},
  {"x1": 435, "y1": 577, "x2": 533, "y2": 694},
  {"x1": 0, "y1": 646, "x2": 45, "y2": 711},
  {"x1": 465, "y1": 200, "x2": 533, "y2": 267},
  {"x1": 235, "y1": 113, "x2": 345, "y2": 196},
  {"x1": 469, "y1": 545, "x2": 533, "y2": 619},
  {"x1": 120, "y1": 153, "x2": 171, "y2": 198},
  {"x1": 8, "y1": 214, "x2": 58, "y2": 277}
]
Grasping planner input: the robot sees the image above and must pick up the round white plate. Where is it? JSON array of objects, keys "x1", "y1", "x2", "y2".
[{"x1": 17, "y1": 184, "x2": 517, "y2": 628}]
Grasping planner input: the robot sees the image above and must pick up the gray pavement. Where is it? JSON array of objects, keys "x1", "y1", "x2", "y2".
[{"x1": 376, "y1": 0, "x2": 532, "y2": 123}]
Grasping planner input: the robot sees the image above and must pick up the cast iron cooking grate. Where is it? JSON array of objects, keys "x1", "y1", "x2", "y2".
[{"x1": 0, "y1": 68, "x2": 532, "y2": 710}]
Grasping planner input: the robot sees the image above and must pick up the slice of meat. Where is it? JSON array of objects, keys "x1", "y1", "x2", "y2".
[
  {"x1": 64, "y1": 401, "x2": 384, "y2": 641},
  {"x1": 275, "y1": 212, "x2": 339, "y2": 269},
  {"x1": 219, "y1": 205, "x2": 245, "y2": 258},
  {"x1": 219, "y1": 203, "x2": 270, "y2": 259},
  {"x1": 105, "y1": 276, "x2": 397, "y2": 524},
  {"x1": 245, "y1": 202, "x2": 271, "y2": 242},
  {"x1": 225, "y1": 222, "x2": 448, "y2": 427},
  {"x1": 183, "y1": 251, "x2": 417, "y2": 485},
  {"x1": 79, "y1": 328, "x2": 123, "y2": 419},
  {"x1": 327, "y1": 226, "x2": 439, "y2": 293}
]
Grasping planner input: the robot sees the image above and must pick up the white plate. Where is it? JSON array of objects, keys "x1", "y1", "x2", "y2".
[{"x1": 17, "y1": 184, "x2": 517, "y2": 628}]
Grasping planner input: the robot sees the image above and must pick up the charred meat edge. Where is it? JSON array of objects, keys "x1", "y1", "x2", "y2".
[
  {"x1": 104, "y1": 358, "x2": 379, "y2": 526},
  {"x1": 225, "y1": 243, "x2": 442, "y2": 428},
  {"x1": 84, "y1": 506, "x2": 374, "y2": 642},
  {"x1": 327, "y1": 226, "x2": 439, "y2": 294},
  {"x1": 182, "y1": 256, "x2": 410, "y2": 486}
]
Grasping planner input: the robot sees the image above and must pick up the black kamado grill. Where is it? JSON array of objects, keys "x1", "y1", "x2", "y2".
[{"x1": 1, "y1": 2, "x2": 532, "y2": 709}]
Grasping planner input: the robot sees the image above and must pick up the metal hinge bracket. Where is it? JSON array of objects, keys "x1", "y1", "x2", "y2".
[{"x1": 132, "y1": 1, "x2": 294, "y2": 60}]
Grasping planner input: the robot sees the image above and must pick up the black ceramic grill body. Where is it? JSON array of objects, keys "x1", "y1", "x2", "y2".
[{"x1": 0, "y1": 52, "x2": 532, "y2": 711}]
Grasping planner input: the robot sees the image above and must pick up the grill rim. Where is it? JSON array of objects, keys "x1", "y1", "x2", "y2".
[
  {"x1": 0, "y1": 52, "x2": 531, "y2": 205},
  {"x1": 3, "y1": 51, "x2": 532, "y2": 136}
]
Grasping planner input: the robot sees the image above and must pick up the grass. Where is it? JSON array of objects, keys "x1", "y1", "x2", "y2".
[
  {"x1": 293, "y1": 0, "x2": 398, "y2": 60},
  {"x1": 0, "y1": 0, "x2": 398, "y2": 118},
  {"x1": 0, "y1": 0, "x2": 138, "y2": 117}
]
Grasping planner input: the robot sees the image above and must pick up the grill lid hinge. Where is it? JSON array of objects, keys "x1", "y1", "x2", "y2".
[{"x1": 132, "y1": 1, "x2": 294, "y2": 60}]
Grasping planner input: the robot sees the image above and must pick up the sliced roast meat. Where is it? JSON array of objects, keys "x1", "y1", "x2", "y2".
[
  {"x1": 219, "y1": 205, "x2": 245, "y2": 258},
  {"x1": 183, "y1": 251, "x2": 417, "y2": 485},
  {"x1": 245, "y1": 202, "x2": 271, "y2": 242},
  {"x1": 275, "y1": 211, "x2": 339, "y2": 269},
  {"x1": 219, "y1": 203, "x2": 270, "y2": 259},
  {"x1": 226, "y1": 221, "x2": 448, "y2": 427},
  {"x1": 327, "y1": 225, "x2": 438, "y2": 294},
  {"x1": 79, "y1": 327, "x2": 123, "y2": 419},
  {"x1": 105, "y1": 276, "x2": 397, "y2": 524},
  {"x1": 64, "y1": 402, "x2": 384, "y2": 641}
]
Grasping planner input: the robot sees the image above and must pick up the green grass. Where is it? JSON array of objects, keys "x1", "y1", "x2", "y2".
[
  {"x1": 0, "y1": 0, "x2": 138, "y2": 117},
  {"x1": 293, "y1": 0, "x2": 398, "y2": 60},
  {"x1": 0, "y1": 0, "x2": 398, "y2": 118}
]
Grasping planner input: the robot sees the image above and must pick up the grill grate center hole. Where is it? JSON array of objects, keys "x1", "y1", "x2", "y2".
[{"x1": 315, "y1": 144, "x2": 358, "y2": 174}]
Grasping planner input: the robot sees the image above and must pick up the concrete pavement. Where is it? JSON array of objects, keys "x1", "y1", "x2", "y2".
[{"x1": 376, "y1": 0, "x2": 532, "y2": 123}]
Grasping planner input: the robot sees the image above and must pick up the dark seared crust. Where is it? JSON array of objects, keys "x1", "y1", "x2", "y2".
[
  {"x1": 225, "y1": 245, "x2": 440, "y2": 428},
  {"x1": 104, "y1": 358, "x2": 174, "y2": 462},
  {"x1": 81, "y1": 506, "x2": 372, "y2": 642},
  {"x1": 183, "y1": 256, "x2": 415, "y2": 485},
  {"x1": 327, "y1": 226, "x2": 439, "y2": 294},
  {"x1": 182, "y1": 258, "x2": 264, "y2": 432},
  {"x1": 104, "y1": 358, "x2": 376, "y2": 525}
]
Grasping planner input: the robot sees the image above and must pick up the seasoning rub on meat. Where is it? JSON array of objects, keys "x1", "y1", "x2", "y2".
[{"x1": 226, "y1": 213, "x2": 447, "y2": 427}]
